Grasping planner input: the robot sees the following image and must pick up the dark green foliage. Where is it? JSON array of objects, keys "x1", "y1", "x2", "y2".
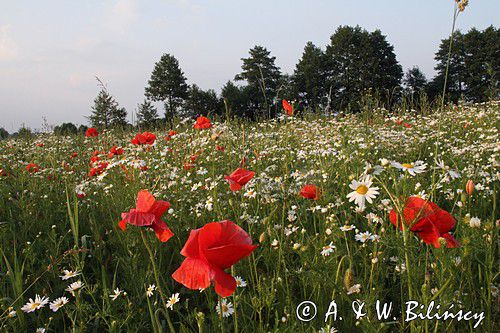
[
  {"x1": 53, "y1": 123, "x2": 78, "y2": 136},
  {"x1": 88, "y1": 89, "x2": 128, "y2": 129},
  {"x1": 221, "y1": 80, "x2": 250, "y2": 119},
  {"x1": 136, "y1": 99, "x2": 159, "y2": 128},
  {"x1": 145, "y1": 54, "x2": 189, "y2": 123},
  {"x1": 0, "y1": 127, "x2": 9, "y2": 139},
  {"x1": 184, "y1": 84, "x2": 223, "y2": 118},
  {"x1": 404, "y1": 66, "x2": 427, "y2": 94},
  {"x1": 235, "y1": 45, "x2": 282, "y2": 118},
  {"x1": 429, "y1": 26, "x2": 499, "y2": 102},
  {"x1": 324, "y1": 26, "x2": 403, "y2": 112},
  {"x1": 292, "y1": 42, "x2": 327, "y2": 109}
]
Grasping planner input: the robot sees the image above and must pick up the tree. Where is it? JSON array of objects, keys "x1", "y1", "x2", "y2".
[
  {"x1": 404, "y1": 66, "x2": 427, "y2": 94},
  {"x1": 89, "y1": 89, "x2": 127, "y2": 129},
  {"x1": 145, "y1": 54, "x2": 189, "y2": 125},
  {"x1": 0, "y1": 127, "x2": 9, "y2": 139},
  {"x1": 462, "y1": 26, "x2": 499, "y2": 101},
  {"x1": 429, "y1": 26, "x2": 499, "y2": 103},
  {"x1": 136, "y1": 99, "x2": 159, "y2": 128},
  {"x1": 221, "y1": 81, "x2": 250, "y2": 119},
  {"x1": 184, "y1": 84, "x2": 223, "y2": 118},
  {"x1": 428, "y1": 31, "x2": 467, "y2": 103},
  {"x1": 235, "y1": 45, "x2": 282, "y2": 118},
  {"x1": 53, "y1": 123, "x2": 78, "y2": 135},
  {"x1": 324, "y1": 26, "x2": 402, "y2": 112},
  {"x1": 292, "y1": 42, "x2": 326, "y2": 109}
]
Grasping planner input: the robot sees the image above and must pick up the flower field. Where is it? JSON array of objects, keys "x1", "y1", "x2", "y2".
[{"x1": 0, "y1": 102, "x2": 498, "y2": 332}]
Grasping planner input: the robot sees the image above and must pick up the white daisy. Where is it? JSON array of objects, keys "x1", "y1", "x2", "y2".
[
  {"x1": 7, "y1": 307, "x2": 16, "y2": 318},
  {"x1": 65, "y1": 281, "x2": 84, "y2": 296},
  {"x1": 234, "y1": 276, "x2": 247, "y2": 288},
  {"x1": 321, "y1": 242, "x2": 336, "y2": 256},
  {"x1": 340, "y1": 224, "x2": 355, "y2": 232},
  {"x1": 21, "y1": 295, "x2": 49, "y2": 313},
  {"x1": 346, "y1": 176, "x2": 379, "y2": 209},
  {"x1": 36, "y1": 328, "x2": 45, "y2": 333},
  {"x1": 109, "y1": 288, "x2": 123, "y2": 301},
  {"x1": 469, "y1": 217, "x2": 481, "y2": 228},
  {"x1": 346, "y1": 284, "x2": 361, "y2": 295},
  {"x1": 166, "y1": 293, "x2": 180, "y2": 309},
  {"x1": 59, "y1": 269, "x2": 81, "y2": 280},
  {"x1": 355, "y1": 231, "x2": 372, "y2": 243},
  {"x1": 215, "y1": 299, "x2": 234, "y2": 317},
  {"x1": 49, "y1": 297, "x2": 69, "y2": 312},
  {"x1": 363, "y1": 162, "x2": 384, "y2": 176},
  {"x1": 146, "y1": 284, "x2": 156, "y2": 298},
  {"x1": 392, "y1": 161, "x2": 427, "y2": 176}
]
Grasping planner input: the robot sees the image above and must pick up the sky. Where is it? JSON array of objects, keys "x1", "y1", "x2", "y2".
[{"x1": 0, "y1": 0, "x2": 498, "y2": 131}]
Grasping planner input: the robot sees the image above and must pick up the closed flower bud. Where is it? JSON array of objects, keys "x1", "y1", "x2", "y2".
[
  {"x1": 466, "y1": 179, "x2": 474, "y2": 196},
  {"x1": 343, "y1": 268, "x2": 354, "y2": 290},
  {"x1": 259, "y1": 232, "x2": 266, "y2": 244}
]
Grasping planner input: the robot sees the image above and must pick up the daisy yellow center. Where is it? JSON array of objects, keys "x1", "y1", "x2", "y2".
[
  {"x1": 402, "y1": 163, "x2": 413, "y2": 168},
  {"x1": 31, "y1": 303, "x2": 40, "y2": 309},
  {"x1": 222, "y1": 304, "x2": 228, "y2": 312},
  {"x1": 356, "y1": 185, "x2": 369, "y2": 195}
]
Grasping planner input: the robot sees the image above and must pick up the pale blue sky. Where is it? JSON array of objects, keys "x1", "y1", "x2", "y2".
[{"x1": 0, "y1": 0, "x2": 498, "y2": 131}]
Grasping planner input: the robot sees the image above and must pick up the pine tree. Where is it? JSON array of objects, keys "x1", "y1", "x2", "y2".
[
  {"x1": 324, "y1": 26, "x2": 402, "y2": 112},
  {"x1": 404, "y1": 66, "x2": 427, "y2": 94},
  {"x1": 184, "y1": 84, "x2": 223, "y2": 118},
  {"x1": 137, "y1": 99, "x2": 159, "y2": 128},
  {"x1": 89, "y1": 89, "x2": 127, "y2": 129},
  {"x1": 292, "y1": 42, "x2": 326, "y2": 109},
  {"x1": 235, "y1": 45, "x2": 282, "y2": 118},
  {"x1": 145, "y1": 54, "x2": 189, "y2": 125}
]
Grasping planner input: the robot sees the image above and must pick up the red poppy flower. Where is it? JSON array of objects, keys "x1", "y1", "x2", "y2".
[
  {"x1": 169, "y1": 130, "x2": 178, "y2": 136},
  {"x1": 25, "y1": 163, "x2": 39, "y2": 173},
  {"x1": 118, "y1": 190, "x2": 173, "y2": 242},
  {"x1": 86, "y1": 127, "x2": 98, "y2": 137},
  {"x1": 108, "y1": 146, "x2": 124, "y2": 158},
  {"x1": 216, "y1": 145, "x2": 225, "y2": 152},
  {"x1": 282, "y1": 99, "x2": 293, "y2": 116},
  {"x1": 224, "y1": 168, "x2": 255, "y2": 191},
  {"x1": 389, "y1": 196, "x2": 459, "y2": 248},
  {"x1": 172, "y1": 220, "x2": 257, "y2": 297},
  {"x1": 131, "y1": 132, "x2": 156, "y2": 145},
  {"x1": 300, "y1": 184, "x2": 320, "y2": 200},
  {"x1": 88, "y1": 161, "x2": 108, "y2": 177},
  {"x1": 70, "y1": 152, "x2": 78, "y2": 159},
  {"x1": 193, "y1": 116, "x2": 212, "y2": 130},
  {"x1": 403, "y1": 122, "x2": 413, "y2": 128}
]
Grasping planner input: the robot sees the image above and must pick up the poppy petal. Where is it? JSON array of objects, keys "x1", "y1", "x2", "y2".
[
  {"x1": 213, "y1": 267, "x2": 237, "y2": 297},
  {"x1": 118, "y1": 219, "x2": 127, "y2": 231},
  {"x1": 151, "y1": 222, "x2": 174, "y2": 242},
  {"x1": 180, "y1": 229, "x2": 202, "y2": 258},
  {"x1": 172, "y1": 258, "x2": 211, "y2": 290},
  {"x1": 441, "y1": 233, "x2": 460, "y2": 248},
  {"x1": 122, "y1": 210, "x2": 156, "y2": 227},
  {"x1": 430, "y1": 209, "x2": 456, "y2": 234},
  {"x1": 136, "y1": 190, "x2": 156, "y2": 212},
  {"x1": 150, "y1": 200, "x2": 170, "y2": 219},
  {"x1": 205, "y1": 244, "x2": 257, "y2": 269}
]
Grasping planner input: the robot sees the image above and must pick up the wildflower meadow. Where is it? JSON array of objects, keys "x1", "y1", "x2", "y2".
[{"x1": 0, "y1": 101, "x2": 498, "y2": 332}]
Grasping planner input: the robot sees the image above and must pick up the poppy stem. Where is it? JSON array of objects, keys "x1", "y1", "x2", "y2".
[{"x1": 140, "y1": 230, "x2": 176, "y2": 333}]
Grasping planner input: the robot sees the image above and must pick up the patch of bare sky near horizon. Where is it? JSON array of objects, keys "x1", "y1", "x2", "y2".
[{"x1": 0, "y1": 0, "x2": 498, "y2": 132}]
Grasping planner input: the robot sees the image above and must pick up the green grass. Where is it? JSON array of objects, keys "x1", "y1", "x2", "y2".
[{"x1": 0, "y1": 102, "x2": 498, "y2": 332}]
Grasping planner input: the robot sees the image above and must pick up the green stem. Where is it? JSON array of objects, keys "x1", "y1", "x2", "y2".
[{"x1": 140, "y1": 231, "x2": 176, "y2": 333}]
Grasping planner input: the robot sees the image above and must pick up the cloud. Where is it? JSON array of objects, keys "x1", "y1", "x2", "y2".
[
  {"x1": 0, "y1": 25, "x2": 18, "y2": 61},
  {"x1": 106, "y1": 0, "x2": 137, "y2": 34}
]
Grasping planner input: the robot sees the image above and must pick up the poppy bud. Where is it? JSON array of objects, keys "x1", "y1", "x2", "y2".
[{"x1": 465, "y1": 179, "x2": 474, "y2": 196}]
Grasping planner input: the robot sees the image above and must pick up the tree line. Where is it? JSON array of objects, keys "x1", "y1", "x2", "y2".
[
  {"x1": 82, "y1": 24, "x2": 500, "y2": 130},
  {"x1": 1, "y1": 24, "x2": 497, "y2": 137}
]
